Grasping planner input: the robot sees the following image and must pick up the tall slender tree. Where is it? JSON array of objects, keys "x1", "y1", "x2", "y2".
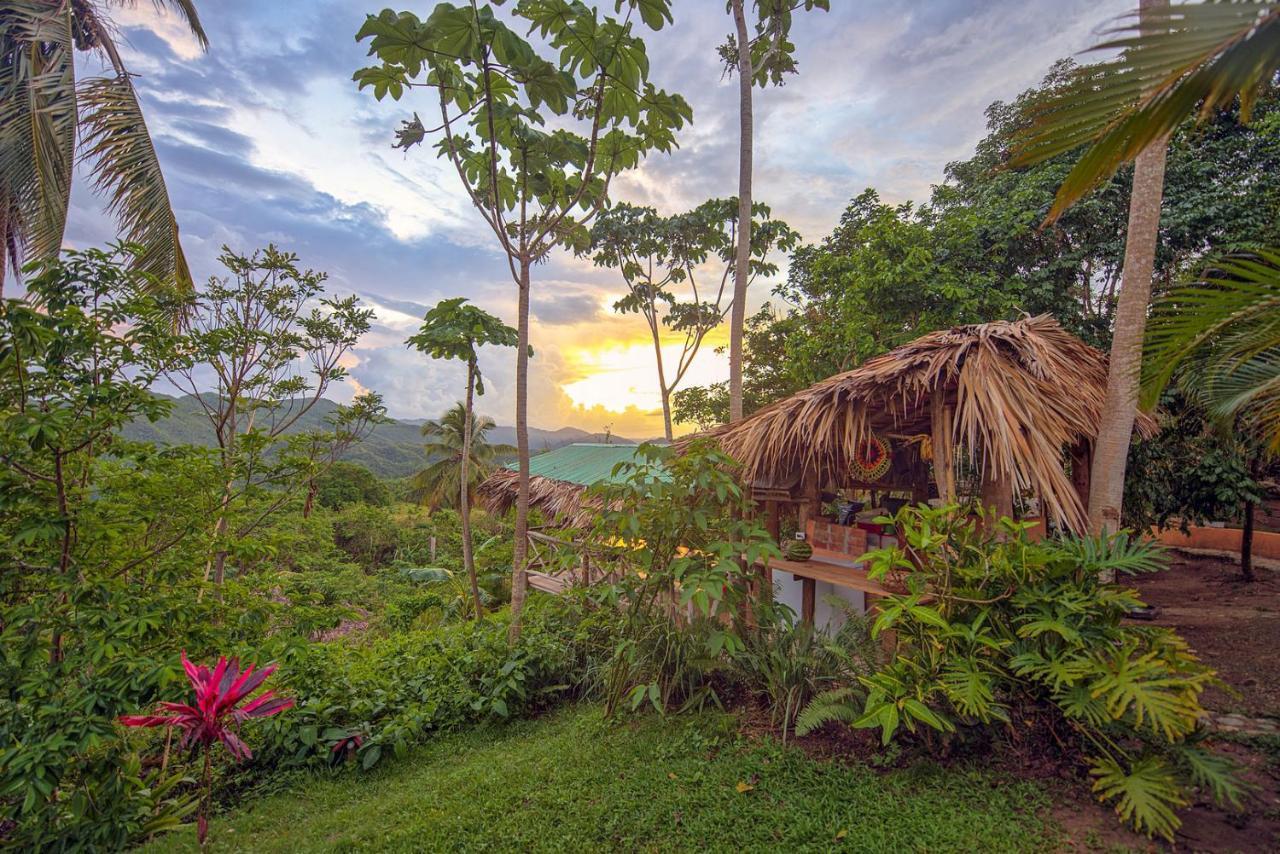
[
  {"x1": 408, "y1": 298, "x2": 519, "y2": 618},
  {"x1": 721, "y1": 0, "x2": 828, "y2": 422},
  {"x1": 1011, "y1": 0, "x2": 1280, "y2": 539},
  {"x1": 355, "y1": 1, "x2": 690, "y2": 639},
  {"x1": 1086, "y1": 0, "x2": 1171, "y2": 538},
  {"x1": 1, "y1": 0, "x2": 206, "y2": 294},
  {"x1": 586, "y1": 198, "x2": 796, "y2": 440}
]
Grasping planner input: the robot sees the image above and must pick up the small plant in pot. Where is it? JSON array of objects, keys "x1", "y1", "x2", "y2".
[{"x1": 785, "y1": 540, "x2": 813, "y2": 562}]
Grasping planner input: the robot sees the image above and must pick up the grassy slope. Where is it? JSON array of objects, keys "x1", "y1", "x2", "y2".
[{"x1": 145, "y1": 705, "x2": 1060, "y2": 853}]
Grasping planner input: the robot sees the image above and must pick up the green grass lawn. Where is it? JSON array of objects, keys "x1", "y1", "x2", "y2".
[{"x1": 144, "y1": 705, "x2": 1062, "y2": 853}]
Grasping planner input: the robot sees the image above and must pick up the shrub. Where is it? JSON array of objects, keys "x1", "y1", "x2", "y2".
[
  {"x1": 248, "y1": 598, "x2": 615, "y2": 777},
  {"x1": 580, "y1": 441, "x2": 781, "y2": 716},
  {"x1": 738, "y1": 601, "x2": 879, "y2": 743},
  {"x1": 798, "y1": 504, "x2": 1244, "y2": 840}
]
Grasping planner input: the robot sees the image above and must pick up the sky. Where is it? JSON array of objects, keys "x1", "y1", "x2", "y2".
[{"x1": 64, "y1": 0, "x2": 1131, "y2": 438}]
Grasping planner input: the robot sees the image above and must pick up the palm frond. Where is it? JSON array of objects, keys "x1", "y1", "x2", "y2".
[
  {"x1": 1010, "y1": 1, "x2": 1280, "y2": 221},
  {"x1": 78, "y1": 74, "x2": 193, "y2": 290},
  {"x1": 0, "y1": 1, "x2": 77, "y2": 277},
  {"x1": 1143, "y1": 249, "x2": 1280, "y2": 449},
  {"x1": 1173, "y1": 744, "x2": 1250, "y2": 809},
  {"x1": 1054, "y1": 530, "x2": 1168, "y2": 576},
  {"x1": 117, "y1": 0, "x2": 210, "y2": 49}
]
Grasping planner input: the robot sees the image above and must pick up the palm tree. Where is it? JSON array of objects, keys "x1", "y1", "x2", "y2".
[
  {"x1": 1, "y1": 0, "x2": 206, "y2": 293},
  {"x1": 1144, "y1": 252, "x2": 1280, "y2": 452},
  {"x1": 409, "y1": 404, "x2": 514, "y2": 511},
  {"x1": 1010, "y1": 0, "x2": 1280, "y2": 537}
]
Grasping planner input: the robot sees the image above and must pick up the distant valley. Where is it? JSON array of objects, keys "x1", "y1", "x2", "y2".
[{"x1": 124, "y1": 394, "x2": 637, "y2": 478}]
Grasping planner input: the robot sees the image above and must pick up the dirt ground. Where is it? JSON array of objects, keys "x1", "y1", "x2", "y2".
[
  {"x1": 1133, "y1": 551, "x2": 1280, "y2": 718},
  {"x1": 1062, "y1": 551, "x2": 1280, "y2": 852}
]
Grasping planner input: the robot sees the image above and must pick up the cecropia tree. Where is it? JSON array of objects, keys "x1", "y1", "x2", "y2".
[{"x1": 355, "y1": 0, "x2": 691, "y2": 639}]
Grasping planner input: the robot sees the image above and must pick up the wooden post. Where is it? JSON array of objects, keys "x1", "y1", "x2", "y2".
[
  {"x1": 761, "y1": 498, "x2": 779, "y2": 593},
  {"x1": 930, "y1": 395, "x2": 956, "y2": 503},
  {"x1": 1069, "y1": 439, "x2": 1092, "y2": 520},
  {"x1": 980, "y1": 456, "x2": 1015, "y2": 522},
  {"x1": 798, "y1": 468, "x2": 819, "y2": 626},
  {"x1": 911, "y1": 456, "x2": 931, "y2": 506}
]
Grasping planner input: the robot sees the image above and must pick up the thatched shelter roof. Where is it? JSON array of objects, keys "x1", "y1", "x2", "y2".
[
  {"x1": 477, "y1": 443, "x2": 645, "y2": 529},
  {"x1": 701, "y1": 315, "x2": 1155, "y2": 533},
  {"x1": 477, "y1": 468, "x2": 603, "y2": 529}
]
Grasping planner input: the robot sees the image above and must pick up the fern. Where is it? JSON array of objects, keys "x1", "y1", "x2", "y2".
[
  {"x1": 1089, "y1": 754, "x2": 1186, "y2": 841},
  {"x1": 795, "y1": 687, "x2": 863, "y2": 736}
]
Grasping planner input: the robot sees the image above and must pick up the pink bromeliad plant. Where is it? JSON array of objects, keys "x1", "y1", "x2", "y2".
[{"x1": 120, "y1": 652, "x2": 293, "y2": 846}]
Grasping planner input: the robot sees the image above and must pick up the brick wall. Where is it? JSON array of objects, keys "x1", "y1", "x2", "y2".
[{"x1": 806, "y1": 519, "x2": 868, "y2": 559}]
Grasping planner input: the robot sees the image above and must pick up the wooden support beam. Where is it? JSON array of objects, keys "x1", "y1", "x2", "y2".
[
  {"x1": 980, "y1": 456, "x2": 1015, "y2": 522},
  {"x1": 1069, "y1": 439, "x2": 1092, "y2": 519},
  {"x1": 801, "y1": 578, "x2": 816, "y2": 624},
  {"x1": 930, "y1": 395, "x2": 956, "y2": 503}
]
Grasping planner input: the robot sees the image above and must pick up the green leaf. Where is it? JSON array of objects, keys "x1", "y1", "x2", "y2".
[{"x1": 1089, "y1": 754, "x2": 1186, "y2": 841}]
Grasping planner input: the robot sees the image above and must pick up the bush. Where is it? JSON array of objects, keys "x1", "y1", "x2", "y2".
[
  {"x1": 314, "y1": 462, "x2": 391, "y2": 510},
  {"x1": 247, "y1": 598, "x2": 617, "y2": 777},
  {"x1": 332, "y1": 504, "x2": 402, "y2": 571},
  {"x1": 741, "y1": 601, "x2": 879, "y2": 743},
  {"x1": 579, "y1": 441, "x2": 781, "y2": 716},
  {"x1": 798, "y1": 504, "x2": 1244, "y2": 840}
]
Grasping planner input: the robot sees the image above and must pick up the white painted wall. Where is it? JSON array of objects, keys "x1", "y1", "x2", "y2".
[{"x1": 773, "y1": 571, "x2": 866, "y2": 632}]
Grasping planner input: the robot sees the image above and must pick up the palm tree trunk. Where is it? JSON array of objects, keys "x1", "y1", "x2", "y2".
[
  {"x1": 461, "y1": 357, "x2": 484, "y2": 619},
  {"x1": 1088, "y1": 0, "x2": 1170, "y2": 545},
  {"x1": 729, "y1": 0, "x2": 753, "y2": 424},
  {"x1": 508, "y1": 258, "x2": 532, "y2": 642}
]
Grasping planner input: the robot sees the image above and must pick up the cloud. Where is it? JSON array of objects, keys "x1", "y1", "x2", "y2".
[
  {"x1": 532, "y1": 290, "x2": 606, "y2": 326},
  {"x1": 61, "y1": 0, "x2": 1132, "y2": 436}
]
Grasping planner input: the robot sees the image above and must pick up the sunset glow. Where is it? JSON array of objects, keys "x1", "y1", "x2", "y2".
[{"x1": 560, "y1": 329, "x2": 729, "y2": 433}]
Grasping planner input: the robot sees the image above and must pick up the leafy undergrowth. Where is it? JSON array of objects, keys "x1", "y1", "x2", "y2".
[{"x1": 140, "y1": 704, "x2": 1060, "y2": 853}]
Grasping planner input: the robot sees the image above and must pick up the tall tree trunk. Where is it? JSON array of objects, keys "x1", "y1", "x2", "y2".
[
  {"x1": 508, "y1": 258, "x2": 532, "y2": 642},
  {"x1": 461, "y1": 357, "x2": 484, "y2": 619},
  {"x1": 1087, "y1": 0, "x2": 1170, "y2": 545},
  {"x1": 302, "y1": 477, "x2": 316, "y2": 519},
  {"x1": 1241, "y1": 497, "x2": 1256, "y2": 583},
  {"x1": 728, "y1": 0, "x2": 753, "y2": 424},
  {"x1": 651, "y1": 326, "x2": 674, "y2": 442}
]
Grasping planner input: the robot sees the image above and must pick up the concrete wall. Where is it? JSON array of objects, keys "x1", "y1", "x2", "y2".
[
  {"x1": 1153, "y1": 525, "x2": 1280, "y2": 562},
  {"x1": 773, "y1": 570, "x2": 866, "y2": 632}
]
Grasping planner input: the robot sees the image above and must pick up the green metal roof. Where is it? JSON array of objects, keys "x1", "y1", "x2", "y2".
[{"x1": 507, "y1": 443, "x2": 649, "y2": 486}]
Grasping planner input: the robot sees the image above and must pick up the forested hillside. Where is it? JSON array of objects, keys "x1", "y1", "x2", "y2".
[{"x1": 124, "y1": 394, "x2": 636, "y2": 477}]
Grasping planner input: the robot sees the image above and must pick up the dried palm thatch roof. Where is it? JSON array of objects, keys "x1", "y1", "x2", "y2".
[
  {"x1": 476, "y1": 468, "x2": 603, "y2": 530},
  {"x1": 477, "y1": 444, "x2": 648, "y2": 529},
  {"x1": 701, "y1": 315, "x2": 1155, "y2": 533}
]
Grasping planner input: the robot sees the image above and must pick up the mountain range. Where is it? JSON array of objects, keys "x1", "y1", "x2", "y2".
[{"x1": 123, "y1": 394, "x2": 637, "y2": 478}]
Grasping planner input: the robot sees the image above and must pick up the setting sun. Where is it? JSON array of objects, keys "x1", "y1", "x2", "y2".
[{"x1": 559, "y1": 329, "x2": 729, "y2": 434}]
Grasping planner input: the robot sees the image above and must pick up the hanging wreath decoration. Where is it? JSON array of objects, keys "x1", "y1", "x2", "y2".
[{"x1": 851, "y1": 434, "x2": 892, "y2": 482}]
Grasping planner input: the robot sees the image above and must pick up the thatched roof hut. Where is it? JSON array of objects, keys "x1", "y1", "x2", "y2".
[{"x1": 701, "y1": 315, "x2": 1154, "y2": 533}]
